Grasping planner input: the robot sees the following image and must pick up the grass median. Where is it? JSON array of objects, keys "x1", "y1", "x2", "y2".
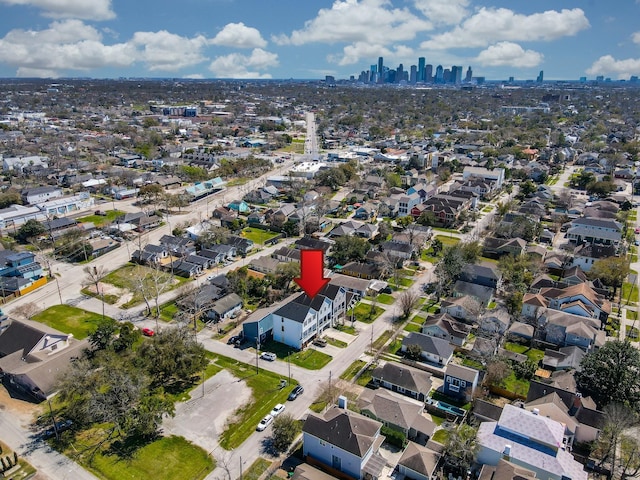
[{"x1": 213, "y1": 354, "x2": 298, "y2": 450}]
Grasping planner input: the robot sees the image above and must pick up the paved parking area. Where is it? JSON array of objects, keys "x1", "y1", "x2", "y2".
[{"x1": 162, "y1": 369, "x2": 251, "y2": 453}]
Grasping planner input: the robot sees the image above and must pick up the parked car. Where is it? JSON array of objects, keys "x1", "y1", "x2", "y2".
[
  {"x1": 142, "y1": 327, "x2": 155, "y2": 337},
  {"x1": 42, "y1": 420, "x2": 73, "y2": 439},
  {"x1": 288, "y1": 385, "x2": 304, "y2": 401},
  {"x1": 234, "y1": 337, "x2": 248, "y2": 348},
  {"x1": 635, "y1": 227, "x2": 640, "y2": 234},
  {"x1": 260, "y1": 352, "x2": 277, "y2": 361},
  {"x1": 256, "y1": 414, "x2": 274, "y2": 431},
  {"x1": 228, "y1": 334, "x2": 242, "y2": 345},
  {"x1": 381, "y1": 287, "x2": 393, "y2": 294},
  {"x1": 270, "y1": 404, "x2": 285, "y2": 417}
]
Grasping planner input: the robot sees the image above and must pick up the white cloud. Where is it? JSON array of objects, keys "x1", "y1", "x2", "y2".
[
  {"x1": 273, "y1": 0, "x2": 431, "y2": 46},
  {"x1": 587, "y1": 55, "x2": 640, "y2": 79},
  {"x1": 130, "y1": 31, "x2": 209, "y2": 71},
  {"x1": 421, "y1": 7, "x2": 589, "y2": 50},
  {"x1": 0, "y1": 21, "x2": 212, "y2": 77},
  {"x1": 209, "y1": 48, "x2": 278, "y2": 78},
  {"x1": 632, "y1": 31, "x2": 640, "y2": 44},
  {"x1": 183, "y1": 73, "x2": 204, "y2": 79},
  {"x1": 0, "y1": 20, "x2": 134, "y2": 76},
  {"x1": 210, "y1": 22, "x2": 267, "y2": 49},
  {"x1": 475, "y1": 42, "x2": 543, "y2": 68},
  {"x1": 0, "y1": 0, "x2": 115, "y2": 20},
  {"x1": 413, "y1": 0, "x2": 469, "y2": 25}
]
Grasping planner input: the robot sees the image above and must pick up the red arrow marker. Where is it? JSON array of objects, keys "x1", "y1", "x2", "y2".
[{"x1": 294, "y1": 249, "x2": 330, "y2": 299}]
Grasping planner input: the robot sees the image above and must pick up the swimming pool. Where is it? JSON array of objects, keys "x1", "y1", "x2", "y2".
[{"x1": 426, "y1": 398, "x2": 466, "y2": 417}]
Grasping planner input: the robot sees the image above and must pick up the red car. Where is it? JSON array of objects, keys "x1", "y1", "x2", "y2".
[{"x1": 142, "y1": 327, "x2": 155, "y2": 337}]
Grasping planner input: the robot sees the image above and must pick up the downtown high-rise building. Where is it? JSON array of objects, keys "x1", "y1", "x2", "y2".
[
  {"x1": 425, "y1": 64, "x2": 433, "y2": 83},
  {"x1": 465, "y1": 66, "x2": 473, "y2": 83},
  {"x1": 417, "y1": 57, "x2": 425, "y2": 82},
  {"x1": 378, "y1": 57, "x2": 384, "y2": 83}
]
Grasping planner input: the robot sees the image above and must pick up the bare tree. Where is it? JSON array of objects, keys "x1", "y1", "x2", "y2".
[
  {"x1": 12, "y1": 302, "x2": 42, "y2": 320},
  {"x1": 131, "y1": 264, "x2": 174, "y2": 319},
  {"x1": 398, "y1": 290, "x2": 420, "y2": 319}
]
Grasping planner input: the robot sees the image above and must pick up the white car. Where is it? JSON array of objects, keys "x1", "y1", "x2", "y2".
[
  {"x1": 270, "y1": 404, "x2": 285, "y2": 417},
  {"x1": 260, "y1": 352, "x2": 277, "y2": 361},
  {"x1": 256, "y1": 414, "x2": 274, "y2": 431}
]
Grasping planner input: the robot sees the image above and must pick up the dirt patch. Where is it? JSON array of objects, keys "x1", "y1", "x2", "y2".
[{"x1": 0, "y1": 385, "x2": 42, "y2": 421}]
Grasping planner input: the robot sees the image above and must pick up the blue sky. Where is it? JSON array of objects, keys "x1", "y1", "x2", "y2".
[{"x1": 0, "y1": 0, "x2": 639, "y2": 80}]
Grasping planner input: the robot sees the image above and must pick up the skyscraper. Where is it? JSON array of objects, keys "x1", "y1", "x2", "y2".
[
  {"x1": 425, "y1": 64, "x2": 433, "y2": 83},
  {"x1": 378, "y1": 57, "x2": 384, "y2": 83},
  {"x1": 451, "y1": 65, "x2": 462, "y2": 84},
  {"x1": 417, "y1": 57, "x2": 425, "y2": 82},
  {"x1": 435, "y1": 65, "x2": 443, "y2": 83},
  {"x1": 536, "y1": 70, "x2": 544, "y2": 83},
  {"x1": 465, "y1": 66, "x2": 473, "y2": 83},
  {"x1": 396, "y1": 64, "x2": 404, "y2": 83},
  {"x1": 410, "y1": 65, "x2": 417, "y2": 84}
]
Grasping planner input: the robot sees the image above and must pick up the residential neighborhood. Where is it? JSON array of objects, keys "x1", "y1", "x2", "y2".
[{"x1": 0, "y1": 78, "x2": 639, "y2": 480}]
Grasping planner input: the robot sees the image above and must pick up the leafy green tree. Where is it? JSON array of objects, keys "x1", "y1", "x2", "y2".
[
  {"x1": 57, "y1": 351, "x2": 175, "y2": 439},
  {"x1": 136, "y1": 327, "x2": 208, "y2": 388},
  {"x1": 331, "y1": 236, "x2": 371, "y2": 265},
  {"x1": 430, "y1": 238, "x2": 443, "y2": 256},
  {"x1": 113, "y1": 322, "x2": 140, "y2": 352},
  {"x1": 576, "y1": 340, "x2": 640, "y2": 410},
  {"x1": 315, "y1": 168, "x2": 346, "y2": 190},
  {"x1": 589, "y1": 256, "x2": 630, "y2": 300},
  {"x1": 443, "y1": 424, "x2": 479, "y2": 476},
  {"x1": 0, "y1": 189, "x2": 22, "y2": 209},
  {"x1": 271, "y1": 413, "x2": 301, "y2": 452},
  {"x1": 519, "y1": 180, "x2": 537, "y2": 197},
  {"x1": 405, "y1": 344, "x2": 422, "y2": 360},
  {"x1": 89, "y1": 317, "x2": 119, "y2": 351},
  {"x1": 16, "y1": 219, "x2": 46, "y2": 243}
]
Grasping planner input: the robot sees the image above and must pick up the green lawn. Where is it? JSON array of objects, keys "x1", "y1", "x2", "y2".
[
  {"x1": 334, "y1": 324, "x2": 358, "y2": 335},
  {"x1": 325, "y1": 336, "x2": 348, "y2": 348},
  {"x1": 259, "y1": 340, "x2": 332, "y2": 369},
  {"x1": 340, "y1": 360, "x2": 367, "y2": 381},
  {"x1": 389, "y1": 277, "x2": 414, "y2": 288},
  {"x1": 288, "y1": 349, "x2": 332, "y2": 370},
  {"x1": 435, "y1": 235, "x2": 460, "y2": 246},
  {"x1": 353, "y1": 303, "x2": 385, "y2": 323},
  {"x1": 101, "y1": 263, "x2": 189, "y2": 308},
  {"x1": 626, "y1": 309, "x2": 637, "y2": 320},
  {"x1": 387, "y1": 336, "x2": 404, "y2": 354},
  {"x1": 422, "y1": 303, "x2": 440, "y2": 314},
  {"x1": 356, "y1": 366, "x2": 374, "y2": 387},
  {"x1": 375, "y1": 293, "x2": 396, "y2": 305},
  {"x1": 502, "y1": 371, "x2": 531, "y2": 396},
  {"x1": 77, "y1": 210, "x2": 125, "y2": 227},
  {"x1": 212, "y1": 354, "x2": 297, "y2": 450},
  {"x1": 421, "y1": 249, "x2": 440, "y2": 264},
  {"x1": 503, "y1": 342, "x2": 545, "y2": 364},
  {"x1": 159, "y1": 301, "x2": 179, "y2": 322},
  {"x1": 32, "y1": 305, "x2": 111, "y2": 339},
  {"x1": 431, "y1": 429, "x2": 449, "y2": 444},
  {"x1": 70, "y1": 434, "x2": 214, "y2": 480},
  {"x1": 622, "y1": 282, "x2": 639, "y2": 304},
  {"x1": 241, "y1": 227, "x2": 279, "y2": 245},
  {"x1": 372, "y1": 330, "x2": 393, "y2": 351},
  {"x1": 242, "y1": 458, "x2": 273, "y2": 480},
  {"x1": 404, "y1": 322, "x2": 422, "y2": 333}
]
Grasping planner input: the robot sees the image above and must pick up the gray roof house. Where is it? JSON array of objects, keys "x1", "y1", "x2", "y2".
[
  {"x1": 371, "y1": 362, "x2": 433, "y2": 402},
  {"x1": 401, "y1": 332, "x2": 454, "y2": 366}
]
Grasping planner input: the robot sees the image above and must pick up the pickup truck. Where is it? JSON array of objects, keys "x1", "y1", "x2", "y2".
[{"x1": 313, "y1": 337, "x2": 327, "y2": 347}]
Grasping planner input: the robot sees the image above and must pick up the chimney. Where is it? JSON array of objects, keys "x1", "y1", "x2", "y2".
[
  {"x1": 502, "y1": 445, "x2": 511, "y2": 460},
  {"x1": 338, "y1": 395, "x2": 348, "y2": 409},
  {"x1": 532, "y1": 408, "x2": 539, "y2": 415}
]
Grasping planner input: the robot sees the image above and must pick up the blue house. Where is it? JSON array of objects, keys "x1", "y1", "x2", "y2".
[
  {"x1": 228, "y1": 200, "x2": 250, "y2": 213},
  {"x1": 0, "y1": 251, "x2": 43, "y2": 280},
  {"x1": 442, "y1": 363, "x2": 480, "y2": 403}
]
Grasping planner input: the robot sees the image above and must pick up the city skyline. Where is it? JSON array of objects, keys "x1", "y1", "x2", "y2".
[{"x1": 0, "y1": 0, "x2": 639, "y2": 80}]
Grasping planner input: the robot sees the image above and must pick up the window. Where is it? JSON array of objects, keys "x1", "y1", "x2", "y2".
[{"x1": 320, "y1": 439, "x2": 326, "y2": 446}]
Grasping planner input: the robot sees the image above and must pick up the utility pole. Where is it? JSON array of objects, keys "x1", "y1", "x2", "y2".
[
  {"x1": 288, "y1": 352, "x2": 291, "y2": 385},
  {"x1": 47, "y1": 399, "x2": 59, "y2": 441}
]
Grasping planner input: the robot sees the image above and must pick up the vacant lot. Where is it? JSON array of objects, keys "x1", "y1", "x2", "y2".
[
  {"x1": 353, "y1": 303, "x2": 384, "y2": 323},
  {"x1": 241, "y1": 227, "x2": 279, "y2": 245},
  {"x1": 77, "y1": 210, "x2": 125, "y2": 227},
  {"x1": 32, "y1": 305, "x2": 110, "y2": 339},
  {"x1": 101, "y1": 263, "x2": 188, "y2": 308},
  {"x1": 67, "y1": 433, "x2": 213, "y2": 480},
  {"x1": 260, "y1": 340, "x2": 332, "y2": 369}
]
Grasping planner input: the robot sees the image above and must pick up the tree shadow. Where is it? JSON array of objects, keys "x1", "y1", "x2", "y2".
[{"x1": 108, "y1": 432, "x2": 159, "y2": 460}]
